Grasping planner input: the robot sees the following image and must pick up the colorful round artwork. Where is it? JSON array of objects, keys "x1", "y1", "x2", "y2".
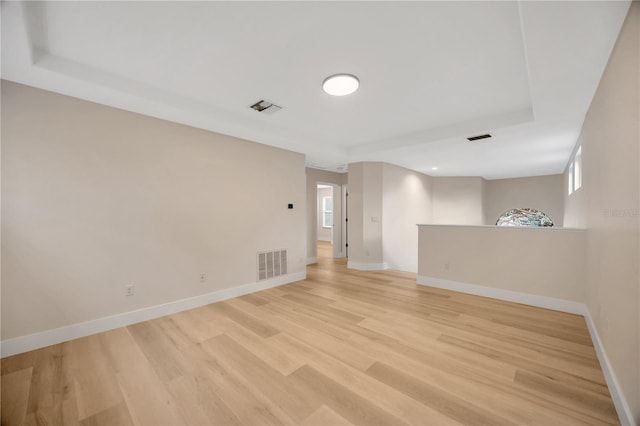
[{"x1": 496, "y1": 208, "x2": 554, "y2": 227}]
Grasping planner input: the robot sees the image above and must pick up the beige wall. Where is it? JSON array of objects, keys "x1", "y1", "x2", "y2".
[
  {"x1": 1, "y1": 81, "x2": 307, "y2": 340},
  {"x1": 347, "y1": 162, "x2": 384, "y2": 267},
  {"x1": 382, "y1": 163, "x2": 432, "y2": 272},
  {"x1": 346, "y1": 163, "x2": 364, "y2": 265},
  {"x1": 418, "y1": 225, "x2": 586, "y2": 303},
  {"x1": 484, "y1": 174, "x2": 565, "y2": 227},
  {"x1": 317, "y1": 187, "x2": 333, "y2": 242},
  {"x1": 305, "y1": 168, "x2": 345, "y2": 261},
  {"x1": 431, "y1": 177, "x2": 484, "y2": 225},
  {"x1": 363, "y1": 163, "x2": 384, "y2": 265},
  {"x1": 564, "y1": 3, "x2": 639, "y2": 421}
]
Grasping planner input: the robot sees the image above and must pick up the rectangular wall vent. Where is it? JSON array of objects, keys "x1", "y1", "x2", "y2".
[
  {"x1": 257, "y1": 249, "x2": 288, "y2": 281},
  {"x1": 467, "y1": 133, "x2": 492, "y2": 141}
]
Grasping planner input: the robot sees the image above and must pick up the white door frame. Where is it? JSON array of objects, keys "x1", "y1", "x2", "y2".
[
  {"x1": 341, "y1": 183, "x2": 348, "y2": 258},
  {"x1": 316, "y1": 182, "x2": 346, "y2": 259}
]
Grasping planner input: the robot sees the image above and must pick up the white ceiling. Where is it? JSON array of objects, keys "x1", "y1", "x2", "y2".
[{"x1": 1, "y1": 1, "x2": 630, "y2": 179}]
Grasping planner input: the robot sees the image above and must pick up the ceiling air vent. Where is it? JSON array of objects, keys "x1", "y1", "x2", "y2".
[
  {"x1": 250, "y1": 99, "x2": 282, "y2": 114},
  {"x1": 467, "y1": 133, "x2": 492, "y2": 141}
]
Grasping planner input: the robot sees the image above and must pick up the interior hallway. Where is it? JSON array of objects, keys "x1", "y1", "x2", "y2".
[{"x1": 316, "y1": 240, "x2": 335, "y2": 264}]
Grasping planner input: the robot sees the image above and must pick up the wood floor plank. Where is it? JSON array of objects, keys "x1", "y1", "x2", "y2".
[
  {"x1": 254, "y1": 301, "x2": 377, "y2": 371},
  {"x1": 356, "y1": 317, "x2": 517, "y2": 381},
  {"x1": 238, "y1": 293, "x2": 270, "y2": 306},
  {"x1": 201, "y1": 334, "x2": 321, "y2": 423},
  {"x1": 69, "y1": 336, "x2": 123, "y2": 421},
  {"x1": 21, "y1": 397, "x2": 80, "y2": 426},
  {"x1": 114, "y1": 357, "x2": 185, "y2": 425},
  {"x1": 126, "y1": 320, "x2": 194, "y2": 383},
  {"x1": 164, "y1": 374, "x2": 241, "y2": 425},
  {"x1": 78, "y1": 402, "x2": 133, "y2": 426},
  {"x1": 433, "y1": 312, "x2": 598, "y2": 359},
  {"x1": 1, "y1": 367, "x2": 32, "y2": 426},
  {"x1": 176, "y1": 335, "x2": 296, "y2": 425},
  {"x1": 438, "y1": 333, "x2": 605, "y2": 385},
  {"x1": 208, "y1": 301, "x2": 280, "y2": 338},
  {"x1": 283, "y1": 293, "x2": 366, "y2": 323},
  {"x1": 23, "y1": 343, "x2": 73, "y2": 417},
  {"x1": 513, "y1": 369, "x2": 619, "y2": 424},
  {"x1": 167, "y1": 309, "x2": 225, "y2": 343},
  {"x1": 1, "y1": 352, "x2": 35, "y2": 376},
  {"x1": 379, "y1": 309, "x2": 602, "y2": 374},
  {"x1": 327, "y1": 298, "x2": 389, "y2": 318},
  {"x1": 221, "y1": 319, "x2": 304, "y2": 376},
  {"x1": 341, "y1": 331, "x2": 563, "y2": 424},
  {"x1": 259, "y1": 291, "x2": 367, "y2": 331},
  {"x1": 281, "y1": 289, "x2": 337, "y2": 306},
  {"x1": 302, "y1": 405, "x2": 353, "y2": 426},
  {"x1": 270, "y1": 332, "x2": 464, "y2": 425},
  {"x1": 366, "y1": 362, "x2": 517, "y2": 426},
  {"x1": 97, "y1": 328, "x2": 149, "y2": 375},
  {"x1": 289, "y1": 365, "x2": 407, "y2": 426}
]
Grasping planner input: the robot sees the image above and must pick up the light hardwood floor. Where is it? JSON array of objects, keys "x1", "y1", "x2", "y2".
[{"x1": 1, "y1": 241, "x2": 619, "y2": 425}]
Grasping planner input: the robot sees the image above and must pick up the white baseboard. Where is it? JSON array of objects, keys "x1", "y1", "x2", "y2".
[
  {"x1": 306, "y1": 257, "x2": 318, "y2": 265},
  {"x1": 1, "y1": 272, "x2": 306, "y2": 358},
  {"x1": 583, "y1": 311, "x2": 636, "y2": 426},
  {"x1": 417, "y1": 275, "x2": 634, "y2": 426},
  {"x1": 417, "y1": 275, "x2": 586, "y2": 314},
  {"x1": 347, "y1": 261, "x2": 388, "y2": 271}
]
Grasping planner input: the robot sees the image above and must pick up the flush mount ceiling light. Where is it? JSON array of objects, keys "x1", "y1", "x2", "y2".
[{"x1": 323, "y1": 74, "x2": 359, "y2": 96}]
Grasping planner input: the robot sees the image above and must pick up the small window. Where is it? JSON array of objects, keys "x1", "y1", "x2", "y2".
[
  {"x1": 574, "y1": 146, "x2": 582, "y2": 191},
  {"x1": 568, "y1": 162, "x2": 575, "y2": 195},
  {"x1": 322, "y1": 196, "x2": 333, "y2": 228},
  {"x1": 568, "y1": 145, "x2": 582, "y2": 195}
]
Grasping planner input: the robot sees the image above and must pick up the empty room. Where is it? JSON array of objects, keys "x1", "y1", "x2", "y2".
[{"x1": 1, "y1": 1, "x2": 639, "y2": 425}]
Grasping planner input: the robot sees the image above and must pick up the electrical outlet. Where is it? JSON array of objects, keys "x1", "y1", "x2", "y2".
[
  {"x1": 125, "y1": 284, "x2": 134, "y2": 296},
  {"x1": 199, "y1": 273, "x2": 206, "y2": 283}
]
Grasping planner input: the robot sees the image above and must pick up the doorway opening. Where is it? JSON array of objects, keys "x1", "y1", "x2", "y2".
[{"x1": 316, "y1": 184, "x2": 333, "y2": 261}]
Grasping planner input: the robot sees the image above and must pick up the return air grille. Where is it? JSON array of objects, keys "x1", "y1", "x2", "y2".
[
  {"x1": 467, "y1": 133, "x2": 492, "y2": 141},
  {"x1": 250, "y1": 99, "x2": 282, "y2": 114},
  {"x1": 257, "y1": 249, "x2": 288, "y2": 281}
]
